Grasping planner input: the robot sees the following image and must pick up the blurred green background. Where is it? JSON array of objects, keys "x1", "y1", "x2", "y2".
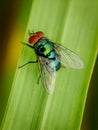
[
  {"x1": 0, "y1": 0, "x2": 32, "y2": 126},
  {"x1": 0, "y1": 0, "x2": 98, "y2": 129}
]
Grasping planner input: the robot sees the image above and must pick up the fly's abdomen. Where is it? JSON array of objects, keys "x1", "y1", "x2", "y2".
[{"x1": 48, "y1": 59, "x2": 61, "y2": 71}]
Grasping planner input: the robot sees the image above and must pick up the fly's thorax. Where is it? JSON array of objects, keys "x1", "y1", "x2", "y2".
[{"x1": 34, "y1": 37, "x2": 54, "y2": 57}]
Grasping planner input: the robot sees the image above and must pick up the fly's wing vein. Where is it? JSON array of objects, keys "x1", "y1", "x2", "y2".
[
  {"x1": 38, "y1": 57, "x2": 56, "y2": 94},
  {"x1": 54, "y1": 43, "x2": 84, "y2": 69}
]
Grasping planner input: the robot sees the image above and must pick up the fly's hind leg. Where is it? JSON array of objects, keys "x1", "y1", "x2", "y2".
[{"x1": 37, "y1": 74, "x2": 41, "y2": 84}]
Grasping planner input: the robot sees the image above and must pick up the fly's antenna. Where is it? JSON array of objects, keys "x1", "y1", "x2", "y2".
[{"x1": 28, "y1": 29, "x2": 35, "y2": 36}]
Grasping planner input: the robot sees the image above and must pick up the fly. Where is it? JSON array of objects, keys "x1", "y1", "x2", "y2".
[{"x1": 19, "y1": 31, "x2": 84, "y2": 94}]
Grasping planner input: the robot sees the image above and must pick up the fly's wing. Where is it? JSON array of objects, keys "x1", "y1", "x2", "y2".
[
  {"x1": 54, "y1": 43, "x2": 84, "y2": 69},
  {"x1": 38, "y1": 57, "x2": 56, "y2": 94}
]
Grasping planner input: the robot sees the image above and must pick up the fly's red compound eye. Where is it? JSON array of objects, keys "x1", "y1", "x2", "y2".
[
  {"x1": 36, "y1": 31, "x2": 44, "y2": 38},
  {"x1": 29, "y1": 35, "x2": 39, "y2": 44}
]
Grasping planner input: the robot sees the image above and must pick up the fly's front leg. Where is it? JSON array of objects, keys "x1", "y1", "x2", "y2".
[
  {"x1": 18, "y1": 60, "x2": 38, "y2": 68},
  {"x1": 21, "y1": 42, "x2": 34, "y2": 48}
]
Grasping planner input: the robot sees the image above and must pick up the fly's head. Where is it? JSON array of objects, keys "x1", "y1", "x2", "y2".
[{"x1": 29, "y1": 31, "x2": 44, "y2": 44}]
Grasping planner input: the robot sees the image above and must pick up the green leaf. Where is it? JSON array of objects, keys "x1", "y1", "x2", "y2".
[{"x1": 1, "y1": 0, "x2": 98, "y2": 130}]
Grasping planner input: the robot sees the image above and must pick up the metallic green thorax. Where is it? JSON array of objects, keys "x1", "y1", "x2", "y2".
[{"x1": 34, "y1": 37, "x2": 61, "y2": 71}]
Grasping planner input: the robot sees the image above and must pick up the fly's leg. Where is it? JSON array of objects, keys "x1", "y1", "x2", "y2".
[
  {"x1": 37, "y1": 74, "x2": 41, "y2": 84},
  {"x1": 18, "y1": 60, "x2": 38, "y2": 68},
  {"x1": 21, "y1": 42, "x2": 34, "y2": 48}
]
